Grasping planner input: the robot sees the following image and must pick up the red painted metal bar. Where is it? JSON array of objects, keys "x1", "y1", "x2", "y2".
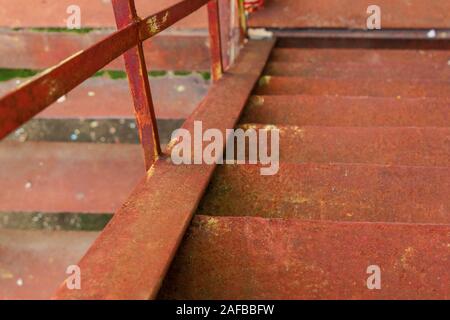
[
  {"x1": 0, "y1": 25, "x2": 138, "y2": 140},
  {"x1": 207, "y1": 0, "x2": 224, "y2": 82},
  {"x1": 0, "y1": 0, "x2": 211, "y2": 141},
  {"x1": 237, "y1": 0, "x2": 248, "y2": 42},
  {"x1": 54, "y1": 40, "x2": 276, "y2": 300},
  {"x1": 112, "y1": 0, "x2": 161, "y2": 169}
]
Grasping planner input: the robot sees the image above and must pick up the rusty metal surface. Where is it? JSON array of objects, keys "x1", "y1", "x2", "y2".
[
  {"x1": 6, "y1": 118, "x2": 181, "y2": 146},
  {"x1": 198, "y1": 164, "x2": 450, "y2": 224},
  {"x1": 0, "y1": 0, "x2": 208, "y2": 29},
  {"x1": 0, "y1": 76, "x2": 208, "y2": 120},
  {"x1": 159, "y1": 216, "x2": 450, "y2": 299},
  {"x1": 207, "y1": 0, "x2": 224, "y2": 82},
  {"x1": 270, "y1": 48, "x2": 450, "y2": 67},
  {"x1": 271, "y1": 29, "x2": 450, "y2": 40},
  {"x1": 0, "y1": 24, "x2": 139, "y2": 140},
  {"x1": 255, "y1": 76, "x2": 450, "y2": 97},
  {"x1": 0, "y1": 30, "x2": 211, "y2": 71},
  {"x1": 0, "y1": 0, "x2": 211, "y2": 140},
  {"x1": 265, "y1": 61, "x2": 450, "y2": 80},
  {"x1": 53, "y1": 39, "x2": 275, "y2": 300},
  {"x1": 248, "y1": 0, "x2": 450, "y2": 29},
  {"x1": 0, "y1": 141, "x2": 143, "y2": 214},
  {"x1": 277, "y1": 37, "x2": 450, "y2": 50},
  {"x1": 239, "y1": 124, "x2": 450, "y2": 167},
  {"x1": 242, "y1": 95, "x2": 450, "y2": 127},
  {"x1": 0, "y1": 229, "x2": 99, "y2": 300},
  {"x1": 3, "y1": 0, "x2": 450, "y2": 29},
  {"x1": 113, "y1": 0, "x2": 161, "y2": 170}
]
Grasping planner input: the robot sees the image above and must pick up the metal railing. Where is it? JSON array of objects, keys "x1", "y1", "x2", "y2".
[{"x1": 0, "y1": 0, "x2": 247, "y2": 169}]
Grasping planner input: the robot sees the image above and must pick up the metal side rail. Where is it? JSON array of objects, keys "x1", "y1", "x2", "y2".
[{"x1": 54, "y1": 39, "x2": 275, "y2": 300}]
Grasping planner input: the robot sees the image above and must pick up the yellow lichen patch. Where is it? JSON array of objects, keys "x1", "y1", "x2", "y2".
[
  {"x1": 258, "y1": 75, "x2": 271, "y2": 87},
  {"x1": 146, "y1": 15, "x2": 160, "y2": 35},
  {"x1": 248, "y1": 95, "x2": 265, "y2": 107},
  {"x1": 400, "y1": 247, "x2": 416, "y2": 268},
  {"x1": 240, "y1": 124, "x2": 258, "y2": 130},
  {"x1": 264, "y1": 124, "x2": 279, "y2": 131},
  {"x1": 146, "y1": 164, "x2": 156, "y2": 179},
  {"x1": 198, "y1": 217, "x2": 221, "y2": 236},
  {"x1": 0, "y1": 268, "x2": 14, "y2": 280},
  {"x1": 287, "y1": 196, "x2": 309, "y2": 204}
]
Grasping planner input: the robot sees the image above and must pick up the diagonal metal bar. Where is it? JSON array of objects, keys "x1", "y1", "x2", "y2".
[
  {"x1": 112, "y1": 0, "x2": 161, "y2": 169},
  {"x1": 53, "y1": 39, "x2": 276, "y2": 300},
  {"x1": 0, "y1": 0, "x2": 210, "y2": 141}
]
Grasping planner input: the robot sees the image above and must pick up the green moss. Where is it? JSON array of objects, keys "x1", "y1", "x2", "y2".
[
  {"x1": 148, "y1": 70, "x2": 167, "y2": 77},
  {"x1": 198, "y1": 71, "x2": 211, "y2": 81},
  {"x1": 174, "y1": 70, "x2": 192, "y2": 76},
  {"x1": 0, "y1": 68, "x2": 40, "y2": 82},
  {"x1": 107, "y1": 70, "x2": 127, "y2": 79},
  {"x1": 29, "y1": 27, "x2": 96, "y2": 34}
]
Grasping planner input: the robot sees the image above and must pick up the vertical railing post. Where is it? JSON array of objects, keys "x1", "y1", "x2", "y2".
[
  {"x1": 237, "y1": 0, "x2": 248, "y2": 43},
  {"x1": 112, "y1": 0, "x2": 161, "y2": 171},
  {"x1": 207, "y1": 0, "x2": 224, "y2": 82}
]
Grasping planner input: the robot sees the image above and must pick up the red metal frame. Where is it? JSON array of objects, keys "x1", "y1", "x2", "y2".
[
  {"x1": 0, "y1": 0, "x2": 252, "y2": 300},
  {"x1": 0, "y1": 0, "x2": 247, "y2": 168},
  {"x1": 207, "y1": 0, "x2": 224, "y2": 82},
  {"x1": 112, "y1": 0, "x2": 161, "y2": 169}
]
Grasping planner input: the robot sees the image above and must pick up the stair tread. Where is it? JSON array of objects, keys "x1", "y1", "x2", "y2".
[
  {"x1": 271, "y1": 48, "x2": 450, "y2": 65},
  {"x1": 0, "y1": 76, "x2": 208, "y2": 120},
  {"x1": 0, "y1": 229, "x2": 98, "y2": 300},
  {"x1": 242, "y1": 95, "x2": 450, "y2": 127},
  {"x1": 239, "y1": 124, "x2": 450, "y2": 167},
  {"x1": 199, "y1": 163, "x2": 450, "y2": 224},
  {"x1": 0, "y1": 141, "x2": 144, "y2": 214},
  {"x1": 265, "y1": 61, "x2": 450, "y2": 80},
  {"x1": 255, "y1": 76, "x2": 450, "y2": 97},
  {"x1": 160, "y1": 216, "x2": 450, "y2": 300}
]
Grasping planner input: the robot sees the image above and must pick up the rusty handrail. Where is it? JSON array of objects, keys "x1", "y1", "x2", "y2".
[{"x1": 0, "y1": 0, "x2": 242, "y2": 169}]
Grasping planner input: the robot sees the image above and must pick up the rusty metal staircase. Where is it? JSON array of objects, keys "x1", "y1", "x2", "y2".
[{"x1": 0, "y1": 0, "x2": 449, "y2": 300}]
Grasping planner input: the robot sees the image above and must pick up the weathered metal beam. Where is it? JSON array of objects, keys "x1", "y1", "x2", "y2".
[
  {"x1": 207, "y1": 0, "x2": 224, "y2": 81},
  {"x1": 53, "y1": 39, "x2": 275, "y2": 300},
  {"x1": 112, "y1": 0, "x2": 161, "y2": 169},
  {"x1": 0, "y1": 24, "x2": 139, "y2": 140},
  {"x1": 0, "y1": 0, "x2": 211, "y2": 141}
]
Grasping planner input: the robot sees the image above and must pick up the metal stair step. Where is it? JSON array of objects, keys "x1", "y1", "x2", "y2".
[
  {"x1": 0, "y1": 141, "x2": 144, "y2": 215},
  {"x1": 0, "y1": 229, "x2": 98, "y2": 300},
  {"x1": 255, "y1": 76, "x2": 450, "y2": 97},
  {"x1": 242, "y1": 95, "x2": 450, "y2": 127},
  {"x1": 238, "y1": 124, "x2": 450, "y2": 167},
  {"x1": 159, "y1": 216, "x2": 450, "y2": 300},
  {"x1": 198, "y1": 163, "x2": 450, "y2": 224},
  {"x1": 264, "y1": 61, "x2": 450, "y2": 80}
]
